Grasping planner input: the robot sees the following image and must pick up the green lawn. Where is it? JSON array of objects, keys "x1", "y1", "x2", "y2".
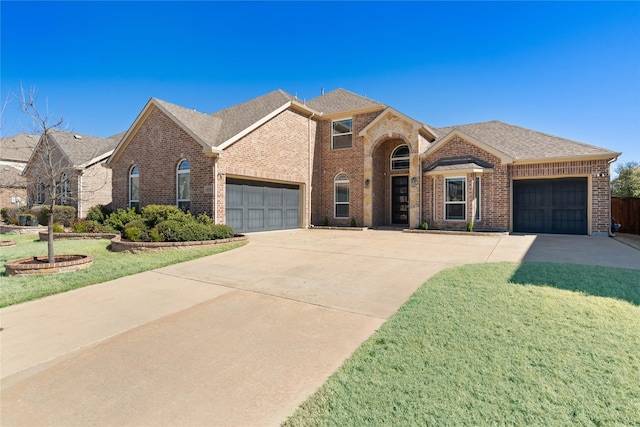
[
  {"x1": 285, "y1": 262, "x2": 640, "y2": 426},
  {"x1": 0, "y1": 234, "x2": 245, "y2": 308}
]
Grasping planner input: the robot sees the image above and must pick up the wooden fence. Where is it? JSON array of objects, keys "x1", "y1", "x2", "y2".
[{"x1": 611, "y1": 196, "x2": 640, "y2": 235}]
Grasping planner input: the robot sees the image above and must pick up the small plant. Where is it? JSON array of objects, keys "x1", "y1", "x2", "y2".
[
  {"x1": 323, "y1": 216, "x2": 329, "y2": 226},
  {"x1": 52, "y1": 223, "x2": 65, "y2": 233},
  {"x1": 466, "y1": 221, "x2": 473, "y2": 232},
  {"x1": 421, "y1": 220, "x2": 429, "y2": 230},
  {"x1": 351, "y1": 217, "x2": 357, "y2": 227}
]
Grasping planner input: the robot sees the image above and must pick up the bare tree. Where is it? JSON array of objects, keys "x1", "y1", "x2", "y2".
[{"x1": 19, "y1": 85, "x2": 71, "y2": 262}]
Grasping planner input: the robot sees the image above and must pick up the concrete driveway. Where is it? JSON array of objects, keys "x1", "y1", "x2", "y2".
[{"x1": 1, "y1": 230, "x2": 638, "y2": 426}]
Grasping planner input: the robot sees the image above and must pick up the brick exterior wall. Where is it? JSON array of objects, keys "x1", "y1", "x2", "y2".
[
  {"x1": 77, "y1": 163, "x2": 113, "y2": 218},
  {"x1": 422, "y1": 136, "x2": 508, "y2": 231},
  {"x1": 312, "y1": 111, "x2": 381, "y2": 226},
  {"x1": 217, "y1": 108, "x2": 315, "y2": 225},
  {"x1": 111, "y1": 106, "x2": 216, "y2": 216}
]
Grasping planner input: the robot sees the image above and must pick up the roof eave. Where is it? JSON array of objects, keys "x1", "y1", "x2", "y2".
[
  {"x1": 511, "y1": 152, "x2": 622, "y2": 165},
  {"x1": 321, "y1": 104, "x2": 386, "y2": 120},
  {"x1": 76, "y1": 150, "x2": 115, "y2": 170},
  {"x1": 425, "y1": 130, "x2": 515, "y2": 164}
]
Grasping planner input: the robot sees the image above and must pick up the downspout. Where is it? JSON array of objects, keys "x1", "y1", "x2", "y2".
[
  {"x1": 214, "y1": 160, "x2": 218, "y2": 224},
  {"x1": 307, "y1": 112, "x2": 315, "y2": 228},
  {"x1": 77, "y1": 171, "x2": 83, "y2": 219},
  {"x1": 608, "y1": 157, "x2": 617, "y2": 237}
]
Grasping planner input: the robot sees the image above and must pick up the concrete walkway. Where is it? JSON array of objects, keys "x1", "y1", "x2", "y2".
[{"x1": 1, "y1": 230, "x2": 638, "y2": 426}]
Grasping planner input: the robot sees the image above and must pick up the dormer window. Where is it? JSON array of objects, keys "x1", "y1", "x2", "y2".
[
  {"x1": 391, "y1": 145, "x2": 410, "y2": 170},
  {"x1": 332, "y1": 119, "x2": 352, "y2": 149}
]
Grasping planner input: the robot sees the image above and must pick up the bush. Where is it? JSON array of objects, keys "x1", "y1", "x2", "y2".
[
  {"x1": 33, "y1": 206, "x2": 77, "y2": 226},
  {"x1": 155, "y1": 220, "x2": 182, "y2": 242},
  {"x1": 1, "y1": 207, "x2": 9, "y2": 223},
  {"x1": 148, "y1": 227, "x2": 165, "y2": 242},
  {"x1": 196, "y1": 213, "x2": 214, "y2": 225},
  {"x1": 209, "y1": 224, "x2": 234, "y2": 239},
  {"x1": 71, "y1": 219, "x2": 104, "y2": 233},
  {"x1": 124, "y1": 226, "x2": 143, "y2": 242},
  {"x1": 85, "y1": 204, "x2": 112, "y2": 223},
  {"x1": 141, "y1": 205, "x2": 186, "y2": 227},
  {"x1": 52, "y1": 223, "x2": 65, "y2": 233},
  {"x1": 421, "y1": 220, "x2": 429, "y2": 230},
  {"x1": 104, "y1": 208, "x2": 142, "y2": 233}
]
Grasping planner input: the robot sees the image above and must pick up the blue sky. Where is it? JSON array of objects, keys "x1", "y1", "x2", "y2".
[{"x1": 2, "y1": 1, "x2": 639, "y2": 172}]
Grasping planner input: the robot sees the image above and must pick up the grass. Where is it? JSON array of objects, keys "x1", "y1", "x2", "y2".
[
  {"x1": 284, "y1": 262, "x2": 640, "y2": 426},
  {"x1": 0, "y1": 234, "x2": 245, "y2": 308}
]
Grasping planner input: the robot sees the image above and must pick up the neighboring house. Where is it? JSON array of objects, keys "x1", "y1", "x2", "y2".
[
  {"x1": 106, "y1": 89, "x2": 620, "y2": 236},
  {"x1": 0, "y1": 133, "x2": 39, "y2": 209},
  {"x1": 23, "y1": 130, "x2": 123, "y2": 218}
]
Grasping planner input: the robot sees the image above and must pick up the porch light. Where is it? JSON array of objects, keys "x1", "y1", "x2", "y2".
[
  {"x1": 411, "y1": 177, "x2": 417, "y2": 187},
  {"x1": 365, "y1": 179, "x2": 370, "y2": 188}
]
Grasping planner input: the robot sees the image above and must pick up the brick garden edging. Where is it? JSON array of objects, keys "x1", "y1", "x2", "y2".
[
  {"x1": 5, "y1": 255, "x2": 93, "y2": 276},
  {"x1": 37, "y1": 232, "x2": 249, "y2": 253}
]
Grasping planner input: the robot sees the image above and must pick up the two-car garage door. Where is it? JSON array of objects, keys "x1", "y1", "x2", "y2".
[
  {"x1": 513, "y1": 178, "x2": 588, "y2": 235},
  {"x1": 226, "y1": 178, "x2": 300, "y2": 233}
]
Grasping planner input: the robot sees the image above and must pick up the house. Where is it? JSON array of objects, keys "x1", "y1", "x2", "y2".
[
  {"x1": 105, "y1": 88, "x2": 620, "y2": 236},
  {"x1": 0, "y1": 133, "x2": 39, "y2": 209},
  {"x1": 23, "y1": 130, "x2": 123, "y2": 218}
]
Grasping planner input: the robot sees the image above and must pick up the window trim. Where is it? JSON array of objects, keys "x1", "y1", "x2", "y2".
[
  {"x1": 444, "y1": 177, "x2": 466, "y2": 221},
  {"x1": 129, "y1": 165, "x2": 140, "y2": 210},
  {"x1": 176, "y1": 159, "x2": 191, "y2": 212},
  {"x1": 390, "y1": 145, "x2": 410, "y2": 171},
  {"x1": 334, "y1": 172, "x2": 350, "y2": 218},
  {"x1": 331, "y1": 118, "x2": 353, "y2": 150}
]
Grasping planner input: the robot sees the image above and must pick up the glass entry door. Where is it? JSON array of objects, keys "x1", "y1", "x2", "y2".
[{"x1": 391, "y1": 176, "x2": 409, "y2": 225}]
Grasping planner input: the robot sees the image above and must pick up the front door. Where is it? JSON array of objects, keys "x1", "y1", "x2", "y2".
[{"x1": 391, "y1": 176, "x2": 409, "y2": 225}]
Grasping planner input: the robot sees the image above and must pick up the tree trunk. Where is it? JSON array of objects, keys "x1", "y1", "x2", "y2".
[{"x1": 48, "y1": 212, "x2": 55, "y2": 263}]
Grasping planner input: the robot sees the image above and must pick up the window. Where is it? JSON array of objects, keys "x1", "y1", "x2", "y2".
[
  {"x1": 177, "y1": 160, "x2": 190, "y2": 212},
  {"x1": 334, "y1": 173, "x2": 350, "y2": 218},
  {"x1": 332, "y1": 119, "x2": 352, "y2": 149},
  {"x1": 391, "y1": 145, "x2": 410, "y2": 170},
  {"x1": 445, "y1": 177, "x2": 466, "y2": 220},
  {"x1": 59, "y1": 173, "x2": 69, "y2": 205},
  {"x1": 129, "y1": 166, "x2": 140, "y2": 210},
  {"x1": 475, "y1": 177, "x2": 481, "y2": 221},
  {"x1": 36, "y1": 182, "x2": 45, "y2": 204}
]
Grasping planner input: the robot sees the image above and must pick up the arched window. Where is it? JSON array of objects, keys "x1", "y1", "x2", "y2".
[
  {"x1": 391, "y1": 145, "x2": 410, "y2": 171},
  {"x1": 334, "y1": 172, "x2": 350, "y2": 218},
  {"x1": 129, "y1": 166, "x2": 140, "y2": 210},
  {"x1": 59, "y1": 172, "x2": 69, "y2": 205},
  {"x1": 177, "y1": 159, "x2": 190, "y2": 212}
]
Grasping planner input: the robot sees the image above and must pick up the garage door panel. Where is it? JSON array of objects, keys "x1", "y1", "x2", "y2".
[
  {"x1": 226, "y1": 179, "x2": 300, "y2": 233},
  {"x1": 514, "y1": 178, "x2": 587, "y2": 235}
]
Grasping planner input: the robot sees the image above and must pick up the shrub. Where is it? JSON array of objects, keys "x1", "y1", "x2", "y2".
[
  {"x1": 124, "y1": 226, "x2": 143, "y2": 242},
  {"x1": 104, "y1": 208, "x2": 142, "y2": 233},
  {"x1": 351, "y1": 217, "x2": 357, "y2": 227},
  {"x1": 34, "y1": 206, "x2": 77, "y2": 226},
  {"x1": 141, "y1": 205, "x2": 186, "y2": 227},
  {"x1": 209, "y1": 224, "x2": 234, "y2": 239},
  {"x1": 421, "y1": 220, "x2": 429, "y2": 230},
  {"x1": 467, "y1": 221, "x2": 473, "y2": 232},
  {"x1": 1, "y1": 207, "x2": 27, "y2": 225},
  {"x1": 323, "y1": 216, "x2": 329, "y2": 226},
  {"x1": 1, "y1": 207, "x2": 9, "y2": 223},
  {"x1": 52, "y1": 223, "x2": 65, "y2": 233},
  {"x1": 155, "y1": 220, "x2": 182, "y2": 242},
  {"x1": 148, "y1": 227, "x2": 165, "y2": 242},
  {"x1": 196, "y1": 213, "x2": 214, "y2": 225},
  {"x1": 85, "y1": 204, "x2": 112, "y2": 223},
  {"x1": 71, "y1": 219, "x2": 105, "y2": 233}
]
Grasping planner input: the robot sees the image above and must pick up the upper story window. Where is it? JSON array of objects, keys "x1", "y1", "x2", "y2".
[
  {"x1": 177, "y1": 159, "x2": 191, "y2": 212},
  {"x1": 445, "y1": 177, "x2": 466, "y2": 221},
  {"x1": 334, "y1": 172, "x2": 350, "y2": 218},
  {"x1": 391, "y1": 145, "x2": 410, "y2": 171},
  {"x1": 129, "y1": 166, "x2": 140, "y2": 211},
  {"x1": 332, "y1": 119, "x2": 352, "y2": 150}
]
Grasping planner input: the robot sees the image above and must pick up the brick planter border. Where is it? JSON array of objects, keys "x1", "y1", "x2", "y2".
[
  {"x1": 5, "y1": 255, "x2": 93, "y2": 276},
  {"x1": 109, "y1": 234, "x2": 248, "y2": 253}
]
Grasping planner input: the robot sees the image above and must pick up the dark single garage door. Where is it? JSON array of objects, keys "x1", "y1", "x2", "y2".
[
  {"x1": 513, "y1": 178, "x2": 588, "y2": 235},
  {"x1": 226, "y1": 178, "x2": 300, "y2": 233}
]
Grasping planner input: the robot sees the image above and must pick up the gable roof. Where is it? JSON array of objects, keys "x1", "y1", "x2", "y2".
[
  {"x1": 432, "y1": 121, "x2": 619, "y2": 163},
  {"x1": 108, "y1": 90, "x2": 319, "y2": 164},
  {"x1": 49, "y1": 130, "x2": 122, "y2": 167},
  {"x1": 307, "y1": 88, "x2": 384, "y2": 116},
  {"x1": 0, "y1": 133, "x2": 39, "y2": 162}
]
